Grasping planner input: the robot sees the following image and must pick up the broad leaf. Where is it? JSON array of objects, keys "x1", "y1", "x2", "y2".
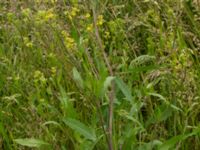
[
  {"x1": 100, "y1": 76, "x2": 115, "y2": 97},
  {"x1": 115, "y1": 77, "x2": 133, "y2": 101},
  {"x1": 159, "y1": 127, "x2": 200, "y2": 150},
  {"x1": 158, "y1": 135, "x2": 186, "y2": 150},
  {"x1": 72, "y1": 67, "x2": 84, "y2": 89},
  {"x1": 63, "y1": 118, "x2": 96, "y2": 141},
  {"x1": 14, "y1": 138, "x2": 49, "y2": 148}
]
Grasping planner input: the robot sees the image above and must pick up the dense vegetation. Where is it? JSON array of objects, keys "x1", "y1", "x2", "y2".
[{"x1": 1, "y1": 0, "x2": 200, "y2": 149}]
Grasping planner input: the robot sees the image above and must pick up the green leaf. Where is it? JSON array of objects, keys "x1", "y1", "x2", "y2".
[
  {"x1": 72, "y1": 67, "x2": 84, "y2": 89},
  {"x1": 14, "y1": 138, "x2": 49, "y2": 148},
  {"x1": 63, "y1": 118, "x2": 96, "y2": 141},
  {"x1": 42, "y1": 121, "x2": 61, "y2": 127},
  {"x1": 158, "y1": 135, "x2": 186, "y2": 150},
  {"x1": 117, "y1": 109, "x2": 143, "y2": 127},
  {"x1": 159, "y1": 127, "x2": 200, "y2": 150},
  {"x1": 100, "y1": 76, "x2": 115, "y2": 97},
  {"x1": 129, "y1": 55, "x2": 155, "y2": 67},
  {"x1": 147, "y1": 92, "x2": 182, "y2": 112},
  {"x1": 147, "y1": 92, "x2": 166, "y2": 101},
  {"x1": 0, "y1": 121, "x2": 11, "y2": 149},
  {"x1": 127, "y1": 64, "x2": 166, "y2": 74},
  {"x1": 80, "y1": 134, "x2": 104, "y2": 150},
  {"x1": 115, "y1": 77, "x2": 133, "y2": 101},
  {"x1": 138, "y1": 140, "x2": 163, "y2": 150},
  {"x1": 59, "y1": 85, "x2": 77, "y2": 118}
]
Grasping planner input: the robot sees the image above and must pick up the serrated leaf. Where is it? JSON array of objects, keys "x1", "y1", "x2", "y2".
[
  {"x1": 63, "y1": 118, "x2": 96, "y2": 141},
  {"x1": 14, "y1": 138, "x2": 49, "y2": 148}
]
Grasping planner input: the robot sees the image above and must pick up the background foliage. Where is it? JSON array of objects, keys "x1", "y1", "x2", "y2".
[{"x1": 0, "y1": 0, "x2": 200, "y2": 149}]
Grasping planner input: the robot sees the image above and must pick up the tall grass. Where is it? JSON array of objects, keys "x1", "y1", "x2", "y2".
[{"x1": 0, "y1": 0, "x2": 200, "y2": 149}]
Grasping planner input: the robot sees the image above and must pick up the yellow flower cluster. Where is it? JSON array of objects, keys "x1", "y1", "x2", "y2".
[
  {"x1": 65, "y1": 6, "x2": 80, "y2": 20},
  {"x1": 84, "y1": 14, "x2": 104, "y2": 33},
  {"x1": 34, "y1": 70, "x2": 47, "y2": 84},
  {"x1": 22, "y1": 8, "x2": 31, "y2": 17},
  {"x1": 35, "y1": 9, "x2": 56, "y2": 24},
  {"x1": 61, "y1": 31, "x2": 76, "y2": 50},
  {"x1": 51, "y1": 67, "x2": 57, "y2": 76},
  {"x1": 50, "y1": 0, "x2": 57, "y2": 4},
  {"x1": 23, "y1": 37, "x2": 33, "y2": 48},
  {"x1": 71, "y1": 7, "x2": 80, "y2": 17},
  {"x1": 36, "y1": 0, "x2": 57, "y2": 4},
  {"x1": 86, "y1": 24, "x2": 93, "y2": 32},
  {"x1": 85, "y1": 13, "x2": 91, "y2": 19},
  {"x1": 97, "y1": 15, "x2": 104, "y2": 26},
  {"x1": 104, "y1": 31, "x2": 110, "y2": 39}
]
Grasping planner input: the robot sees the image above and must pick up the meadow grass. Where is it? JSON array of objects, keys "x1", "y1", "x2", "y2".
[{"x1": 0, "y1": 0, "x2": 200, "y2": 149}]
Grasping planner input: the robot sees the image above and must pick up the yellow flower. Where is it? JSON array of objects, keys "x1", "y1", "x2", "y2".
[
  {"x1": 26, "y1": 42, "x2": 33, "y2": 48},
  {"x1": 104, "y1": 31, "x2": 110, "y2": 39},
  {"x1": 66, "y1": 37, "x2": 75, "y2": 49},
  {"x1": 51, "y1": 67, "x2": 57, "y2": 75},
  {"x1": 83, "y1": 38, "x2": 89, "y2": 45},
  {"x1": 36, "y1": 0, "x2": 57, "y2": 4},
  {"x1": 34, "y1": 70, "x2": 42, "y2": 79},
  {"x1": 68, "y1": 15, "x2": 73, "y2": 20},
  {"x1": 45, "y1": 12, "x2": 55, "y2": 20},
  {"x1": 34, "y1": 70, "x2": 47, "y2": 84},
  {"x1": 71, "y1": 7, "x2": 80, "y2": 17},
  {"x1": 86, "y1": 24, "x2": 93, "y2": 32},
  {"x1": 35, "y1": 9, "x2": 56, "y2": 24},
  {"x1": 23, "y1": 37, "x2": 33, "y2": 48},
  {"x1": 44, "y1": 9, "x2": 56, "y2": 20},
  {"x1": 97, "y1": 15, "x2": 104, "y2": 26},
  {"x1": 64, "y1": 7, "x2": 80, "y2": 20},
  {"x1": 64, "y1": 11, "x2": 72, "y2": 20},
  {"x1": 51, "y1": 0, "x2": 57, "y2": 4},
  {"x1": 35, "y1": 0, "x2": 41, "y2": 3},
  {"x1": 61, "y1": 30, "x2": 76, "y2": 49},
  {"x1": 40, "y1": 75, "x2": 47, "y2": 83},
  {"x1": 22, "y1": 8, "x2": 31, "y2": 16},
  {"x1": 61, "y1": 30, "x2": 68, "y2": 36},
  {"x1": 85, "y1": 13, "x2": 91, "y2": 19},
  {"x1": 66, "y1": 37, "x2": 75, "y2": 43}
]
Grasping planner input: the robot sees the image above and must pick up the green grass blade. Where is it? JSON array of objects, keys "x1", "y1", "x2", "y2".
[
  {"x1": 63, "y1": 118, "x2": 96, "y2": 141},
  {"x1": 14, "y1": 138, "x2": 50, "y2": 148}
]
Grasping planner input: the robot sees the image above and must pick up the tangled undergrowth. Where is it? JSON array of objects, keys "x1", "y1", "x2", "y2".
[{"x1": 0, "y1": 0, "x2": 200, "y2": 149}]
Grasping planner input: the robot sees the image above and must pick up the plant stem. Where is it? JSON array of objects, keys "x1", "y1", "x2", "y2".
[{"x1": 92, "y1": 7, "x2": 115, "y2": 150}]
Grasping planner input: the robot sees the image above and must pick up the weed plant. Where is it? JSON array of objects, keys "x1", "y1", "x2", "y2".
[{"x1": 0, "y1": 0, "x2": 200, "y2": 149}]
